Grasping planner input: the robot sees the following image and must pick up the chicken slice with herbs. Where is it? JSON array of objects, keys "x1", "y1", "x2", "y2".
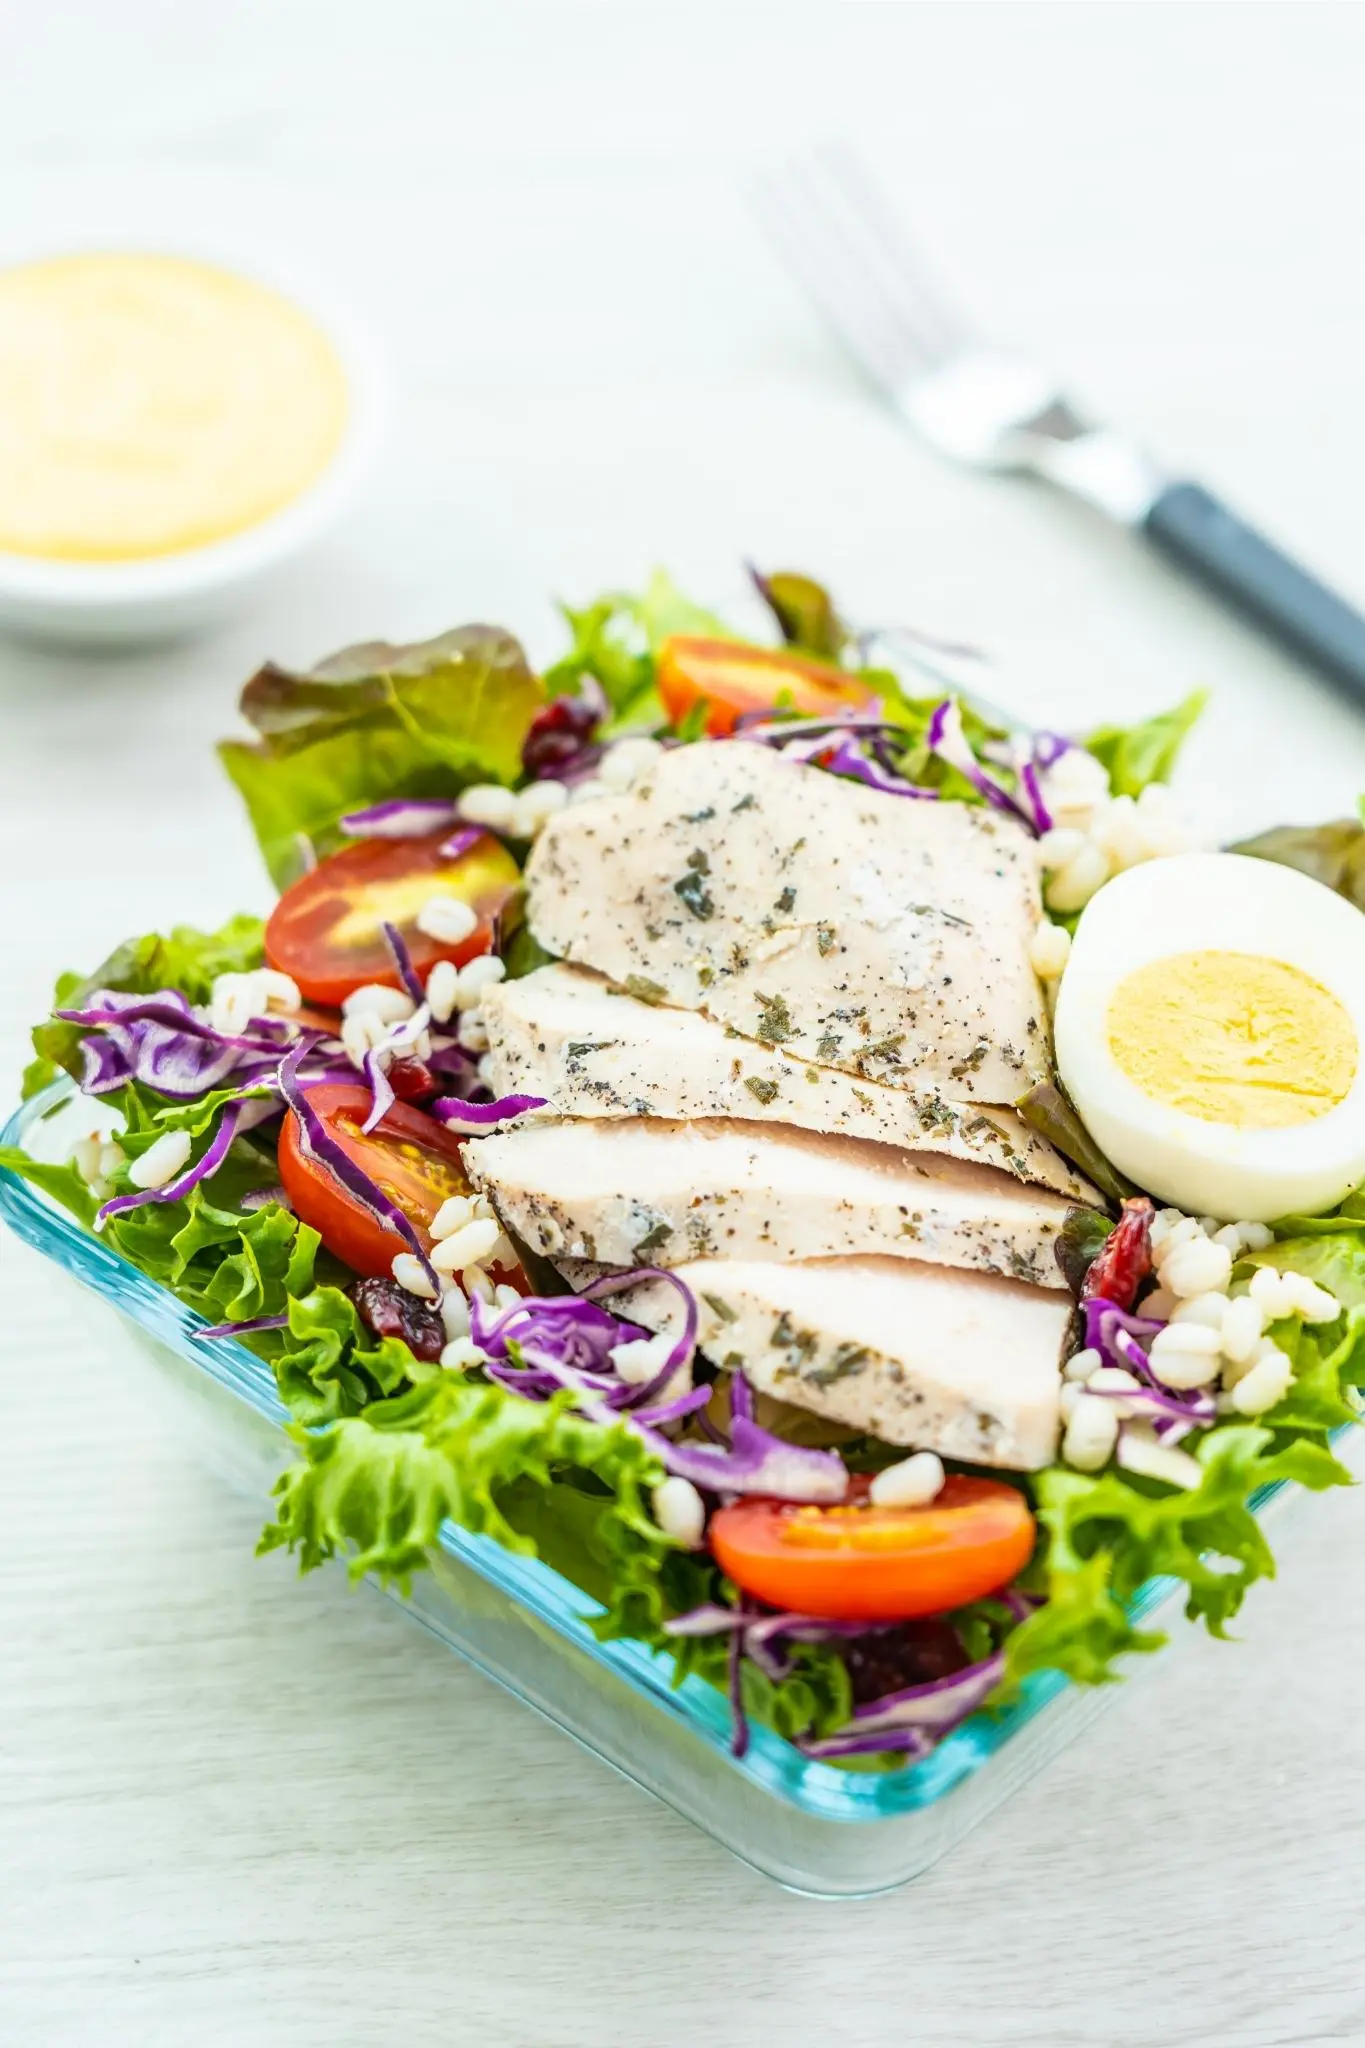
[
  {"x1": 467, "y1": 1115, "x2": 1087, "y2": 1287},
  {"x1": 480, "y1": 963, "x2": 1094, "y2": 1200},
  {"x1": 523, "y1": 739, "x2": 1050, "y2": 1105},
  {"x1": 563, "y1": 1254, "x2": 1070, "y2": 1470}
]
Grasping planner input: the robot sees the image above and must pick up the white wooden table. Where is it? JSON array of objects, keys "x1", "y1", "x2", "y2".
[{"x1": 4, "y1": 5, "x2": 1365, "y2": 2041}]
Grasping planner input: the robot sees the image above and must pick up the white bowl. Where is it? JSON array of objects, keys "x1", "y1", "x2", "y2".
[{"x1": 0, "y1": 256, "x2": 384, "y2": 647}]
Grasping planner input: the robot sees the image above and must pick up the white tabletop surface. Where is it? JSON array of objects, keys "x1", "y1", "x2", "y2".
[{"x1": 5, "y1": 4, "x2": 1365, "y2": 2042}]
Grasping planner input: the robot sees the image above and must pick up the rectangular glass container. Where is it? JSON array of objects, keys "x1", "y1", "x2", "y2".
[{"x1": 0, "y1": 1085, "x2": 1322, "y2": 1896}]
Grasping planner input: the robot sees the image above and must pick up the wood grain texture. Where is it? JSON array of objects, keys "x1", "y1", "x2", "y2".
[{"x1": 5, "y1": 4, "x2": 1365, "y2": 2041}]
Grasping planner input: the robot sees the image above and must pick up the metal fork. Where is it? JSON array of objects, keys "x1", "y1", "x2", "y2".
[{"x1": 757, "y1": 144, "x2": 1365, "y2": 709}]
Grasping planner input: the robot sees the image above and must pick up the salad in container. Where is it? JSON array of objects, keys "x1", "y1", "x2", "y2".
[{"x1": 4, "y1": 565, "x2": 1365, "y2": 1886}]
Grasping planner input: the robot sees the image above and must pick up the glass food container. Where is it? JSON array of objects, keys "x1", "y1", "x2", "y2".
[{"x1": 0, "y1": 1084, "x2": 1322, "y2": 1897}]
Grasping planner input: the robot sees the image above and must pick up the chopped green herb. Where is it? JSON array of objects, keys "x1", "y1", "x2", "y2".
[
  {"x1": 816, "y1": 1032, "x2": 841, "y2": 1062},
  {"x1": 702, "y1": 1292, "x2": 737, "y2": 1324},
  {"x1": 673, "y1": 870, "x2": 715, "y2": 920},
  {"x1": 622, "y1": 975, "x2": 666, "y2": 1005},
  {"x1": 686, "y1": 849, "x2": 711, "y2": 873},
  {"x1": 633, "y1": 1220, "x2": 672, "y2": 1258},
  {"x1": 809, "y1": 1342, "x2": 870, "y2": 1388},
  {"x1": 754, "y1": 991, "x2": 795, "y2": 1044},
  {"x1": 775, "y1": 886, "x2": 796, "y2": 914},
  {"x1": 732, "y1": 792, "x2": 756, "y2": 813},
  {"x1": 816, "y1": 924, "x2": 837, "y2": 956},
  {"x1": 744, "y1": 1076, "x2": 779, "y2": 1105}
]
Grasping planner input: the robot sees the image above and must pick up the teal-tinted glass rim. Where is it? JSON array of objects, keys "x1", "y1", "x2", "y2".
[{"x1": 0, "y1": 1080, "x2": 1282, "y2": 1826}]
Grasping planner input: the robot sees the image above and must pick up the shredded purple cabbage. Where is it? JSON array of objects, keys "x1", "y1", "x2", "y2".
[
  {"x1": 468, "y1": 1275, "x2": 694, "y2": 1416},
  {"x1": 727, "y1": 1607, "x2": 751, "y2": 1757},
  {"x1": 1033, "y1": 731, "x2": 1073, "y2": 771},
  {"x1": 1082, "y1": 1293, "x2": 1218, "y2": 1437},
  {"x1": 339, "y1": 797, "x2": 461, "y2": 839},
  {"x1": 817, "y1": 733, "x2": 939, "y2": 800},
  {"x1": 431, "y1": 1092, "x2": 547, "y2": 1133},
  {"x1": 665, "y1": 1601, "x2": 1009, "y2": 1760},
  {"x1": 843, "y1": 1651, "x2": 1006, "y2": 1737},
  {"x1": 665, "y1": 1603, "x2": 878, "y2": 1689},
  {"x1": 360, "y1": 1046, "x2": 397, "y2": 1135},
  {"x1": 195, "y1": 1311, "x2": 291, "y2": 1339},
  {"x1": 438, "y1": 825, "x2": 484, "y2": 861},
  {"x1": 380, "y1": 921, "x2": 427, "y2": 1006},
  {"x1": 277, "y1": 1042, "x2": 440, "y2": 1293},
  {"x1": 1019, "y1": 758, "x2": 1052, "y2": 834},
  {"x1": 59, "y1": 991, "x2": 294, "y2": 1101},
  {"x1": 578, "y1": 1268, "x2": 699, "y2": 1381},
  {"x1": 468, "y1": 1272, "x2": 846, "y2": 1501},
  {"x1": 797, "y1": 1725, "x2": 934, "y2": 1762},
  {"x1": 638, "y1": 1395, "x2": 847, "y2": 1502},
  {"x1": 95, "y1": 1098, "x2": 250, "y2": 1225},
  {"x1": 926, "y1": 697, "x2": 1039, "y2": 829},
  {"x1": 739, "y1": 711, "x2": 938, "y2": 802},
  {"x1": 1082, "y1": 1296, "x2": 1164, "y2": 1362}
]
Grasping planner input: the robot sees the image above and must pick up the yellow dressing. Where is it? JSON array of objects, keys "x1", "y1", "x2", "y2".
[
  {"x1": 1107, "y1": 949, "x2": 1356, "y2": 1129},
  {"x1": 0, "y1": 253, "x2": 348, "y2": 560}
]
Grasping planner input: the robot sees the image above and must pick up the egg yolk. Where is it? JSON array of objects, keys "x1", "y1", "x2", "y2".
[
  {"x1": 0, "y1": 253, "x2": 348, "y2": 561},
  {"x1": 1107, "y1": 949, "x2": 1356, "y2": 1129}
]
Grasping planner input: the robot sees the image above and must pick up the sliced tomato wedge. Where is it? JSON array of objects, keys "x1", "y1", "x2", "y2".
[
  {"x1": 278, "y1": 1082, "x2": 473, "y2": 1278},
  {"x1": 656, "y1": 635, "x2": 877, "y2": 738},
  {"x1": 708, "y1": 1475, "x2": 1035, "y2": 1622},
  {"x1": 264, "y1": 828, "x2": 521, "y2": 1007}
]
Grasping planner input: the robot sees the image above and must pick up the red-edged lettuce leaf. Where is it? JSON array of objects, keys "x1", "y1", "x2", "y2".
[{"x1": 219, "y1": 625, "x2": 545, "y2": 886}]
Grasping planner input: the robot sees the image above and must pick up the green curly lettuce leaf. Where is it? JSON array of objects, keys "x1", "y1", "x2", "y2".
[
  {"x1": 219, "y1": 626, "x2": 545, "y2": 887},
  {"x1": 1084, "y1": 689, "x2": 1207, "y2": 796},
  {"x1": 544, "y1": 569, "x2": 733, "y2": 729},
  {"x1": 1249, "y1": 1230, "x2": 1365, "y2": 1307},
  {"x1": 259, "y1": 1374, "x2": 666, "y2": 1587},
  {"x1": 1007, "y1": 1424, "x2": 1352, "y2": 1690},
  {"x1": 0, "y1": 1147, "x2": 98, "y2": 1226},
  {"x1": 24, "y1": 914, "x2": 266, "y2": 1096}
]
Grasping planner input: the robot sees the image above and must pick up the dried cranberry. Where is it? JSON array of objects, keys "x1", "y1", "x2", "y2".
[
  {"x1": 350, "y1": 1277, "x2": 446, "y2": 1363},
  {"x1": 387, "y1": 1055, "x2": 437, "y2": 1104},
  {"x1": 843, "y1": 1619, "x2": 969, "y2": 1706},
  {"x1": 521, "y1": 693, "x2": 601, "y2": 780},
  {"x1": 1081, "y1": 1196, "x2": 1154, "y2": 1309}
]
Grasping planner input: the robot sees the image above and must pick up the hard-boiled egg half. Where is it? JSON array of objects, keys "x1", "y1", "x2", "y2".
[{"x1": 1052, "y1": 853, "x2": 1365, "y2": 1222}]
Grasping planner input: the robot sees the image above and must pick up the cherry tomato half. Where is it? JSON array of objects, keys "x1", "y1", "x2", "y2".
[
  {"x1": 656, "y1": 635, "x2": 877, "y2": 739},
  {"x1": 709, "y1": 1475, "x2": 1035, "y2": 1622},
  {"x1": 278, "y1": 1082, "x2": 473, "y2": 1278},
  {"x1": 265, "y1": 828, "x2": 521, "y2": 1008}
]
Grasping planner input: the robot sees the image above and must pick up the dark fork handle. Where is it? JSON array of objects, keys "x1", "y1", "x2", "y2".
[{"x1": 1143, "y1": 481, "x2": 1365, "y2": 706}]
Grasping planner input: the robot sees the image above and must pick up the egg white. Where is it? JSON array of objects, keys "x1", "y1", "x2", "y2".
[{"x1": 1052, "y1": 853, "x2": 1365, "y2": 1221}]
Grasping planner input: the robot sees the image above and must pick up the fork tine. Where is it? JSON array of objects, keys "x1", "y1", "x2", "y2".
[
  {"x1": 754, "y1": 144, "x2": 968, "y2": 397},
  {"x1": 755, "y1": 165, "x2": 926, "y2": 393},
  {"x1": 810, "y1": 143, "x2": 967, "y2": 360}
]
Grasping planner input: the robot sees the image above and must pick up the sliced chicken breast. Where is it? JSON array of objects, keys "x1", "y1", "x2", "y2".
[
  {"x1": 524, "y1": 739, "x2": 1050, "y2": 1103},
  {"x1": 481, "y1": 963, "x2": 1094, "y2": 1200},
  {"x1": 563, "y1": 1254, "x2": 1069, "y2": 1470},
  {"x1": 468, "y1": 1116, "x2": 1083, "y2": 1287}
]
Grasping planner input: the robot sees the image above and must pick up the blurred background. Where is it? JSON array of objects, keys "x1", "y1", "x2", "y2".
[{"x1": 5, "y1": 5, "x2": 1365, "y2": 2042}]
